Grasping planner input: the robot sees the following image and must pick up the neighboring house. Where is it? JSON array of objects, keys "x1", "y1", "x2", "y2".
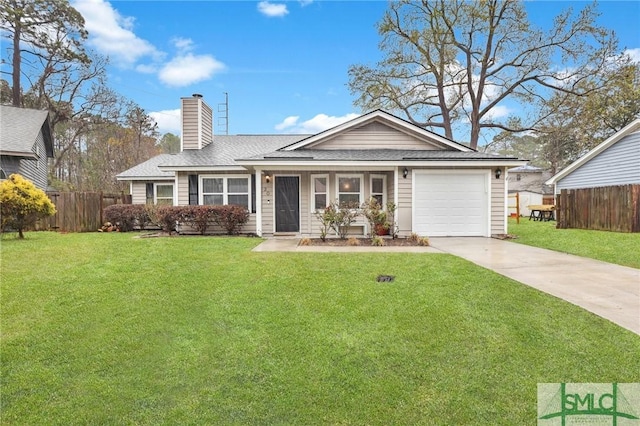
[
  {"x1": 117, "y1": 95, "x2": 525, "y2": 237},
  {"x1": 546, "y1": 119, "x2": 640, "y2": 193},
  {"x1": 507, "y1": 163, "x2": 553, "y2": 194},
  {"x1": 0, "y1": 105, "x2": 54, "y2": 190}
]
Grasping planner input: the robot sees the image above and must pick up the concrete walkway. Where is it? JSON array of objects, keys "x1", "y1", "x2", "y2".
[
  {"x1": 253, "y1": 237, "x2": 639, "y2": 335},
  {"x1": 429, "y1": 237, "x2": 640, "y2": 335}
]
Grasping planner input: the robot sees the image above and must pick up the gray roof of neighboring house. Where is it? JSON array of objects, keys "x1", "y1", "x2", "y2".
[
  {"x1": 510, "y1": 164, "x2": 543, "y2": 173},
  {"x1": 0, "y1": 105, "x2": 54, "y2": 157},
  {"x1": 241, "y1": 149, "x2": 516, "y2": 162}
]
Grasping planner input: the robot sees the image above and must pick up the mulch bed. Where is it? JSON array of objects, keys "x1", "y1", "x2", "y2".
[{"x1": 301, "y1": 237, "x2": 425, "y2": 247}]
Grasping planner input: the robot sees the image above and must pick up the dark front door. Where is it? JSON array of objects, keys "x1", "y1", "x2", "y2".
[{"x1": 275, "y1": 176, "x2": 300, "y2": 233}]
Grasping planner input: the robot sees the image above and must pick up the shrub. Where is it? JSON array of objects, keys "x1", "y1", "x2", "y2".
[
  {"x1": 103, "y1": 204, "x2": 150, "y2": 232},
  {"x1": 213, "y1": 204, "x2": 250, "y2": 235},
  {"x1": 371, "y1": 235, "x2": 385, "y2": 246},
  {"x1": 361, "y1": 197, "x2": 388, "y2": 237},
  {"x1": 386, "y1": 201, "x2": 398, "y2": 239},
  {"x1": 418, "y1": 236, "x2": 430, "y2": 246},
  {"x1": 299, "y1": 237, "x2": 311, "y2": 246},
  {"x1": 408, "y1": 232, "x2": 420, "y2": 243},
  {"x1": 347, "y1": 236, "x2": 360, "y2": 246},
  {"x1": 0, "y1": 174, "x2": 56, "y2": 238},
  {"x1": 180, "y1": 205, "x2": 218, "y2": 235},
  {"x1": 331, "y1": 201, "x2": 360, "y2": 239},
  {"x1": 314, "y1": 204, "x2": 335, "y2": 241},
  {"x1": 147, "y1": 205, "x2": 182, "y2": 233}
]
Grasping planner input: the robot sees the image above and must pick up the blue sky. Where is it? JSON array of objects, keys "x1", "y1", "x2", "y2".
[{"x1": 60, "y1": 1, "x2": 640, "y2": 139}]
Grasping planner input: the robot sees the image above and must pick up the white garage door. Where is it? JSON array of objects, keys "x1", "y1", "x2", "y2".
[{"x1": 413, "y1": 171, "x2": 489, "y2": 237}]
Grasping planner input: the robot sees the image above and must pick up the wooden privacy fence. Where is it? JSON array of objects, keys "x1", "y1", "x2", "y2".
[
  {"x1": 555, "y1": 185, "x2": 640, "y2": 233},
  {"x1": 40, "y1": 192, "x2": 132, "y2": 232}
]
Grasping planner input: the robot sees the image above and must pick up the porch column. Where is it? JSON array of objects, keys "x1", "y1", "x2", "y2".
[
  {"x1": 393, "y1": 166, "x2": 399, "y2": 213},
  {"x1": 255, "y1": 168, "x2": 262, "y2": 237}
]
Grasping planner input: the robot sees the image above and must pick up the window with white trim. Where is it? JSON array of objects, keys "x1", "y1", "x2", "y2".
[
  {"x1": 155, "y1": 183, "x2": 174, "y2": 205},
  {"x1": 200, "y1": 176, "x2": 250, "y2": 210},
  {"x1": 336, "y1": 174, "x2": 363, "y2": 207},
  {"x1": 370, "y1": 174, "x2": 387, "y2": 208},
  {"x1": 311, "y1": 174, "x2": 328, "y2": 210}
]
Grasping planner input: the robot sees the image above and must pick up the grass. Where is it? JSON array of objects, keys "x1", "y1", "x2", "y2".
[
  {"x1": 1, "y1": 232, "x2": 639, "y2": 425},
  {"x1": 507, "y1": 218, "x2": 640, "y2": 269}
]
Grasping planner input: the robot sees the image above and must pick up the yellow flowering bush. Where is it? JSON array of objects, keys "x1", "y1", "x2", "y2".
[{"x1": 0, "y1": 174, "x2": 56, "y2": 238}]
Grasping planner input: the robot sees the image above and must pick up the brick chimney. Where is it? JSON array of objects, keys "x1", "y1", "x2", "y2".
[{"x1": 180, "y1": 94, "x2": 213, "y2": 151}]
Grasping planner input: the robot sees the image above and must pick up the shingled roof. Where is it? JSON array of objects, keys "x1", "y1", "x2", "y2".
[{"x1": 0, "y1": 105, "x2": 54, "y2": 158}]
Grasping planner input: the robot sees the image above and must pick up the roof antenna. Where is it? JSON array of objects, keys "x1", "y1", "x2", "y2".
[{"x1": 218, "y1": 92, "x2": 228, "y2": 135}]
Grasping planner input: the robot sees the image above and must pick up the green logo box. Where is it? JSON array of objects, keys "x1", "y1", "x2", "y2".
[{"x1": 538, "y1": 383, "x2": 640, "y2": 425}]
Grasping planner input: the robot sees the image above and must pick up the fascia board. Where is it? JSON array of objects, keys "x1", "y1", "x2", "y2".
[
  {"x1": 0, "y1": 150, "x2": 37, "y2": 159},
  {"x1": 237, "y1": 159, "x2": 526, "y2": 168},
  {"x1": 116, "y1": 176, "x2": 175, "y2": 181},
  {"x1": 157, "y1": 165, "x2": 247, "y2": 172}
]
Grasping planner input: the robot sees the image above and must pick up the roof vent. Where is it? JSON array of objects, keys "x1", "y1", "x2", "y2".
[{"x1": 192, "y1": 93, "x2": 203, "y2": 98}]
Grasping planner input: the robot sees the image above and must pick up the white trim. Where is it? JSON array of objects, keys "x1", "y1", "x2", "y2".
[
  {"x1": 546, "y1": 118, "x2": 640, "y2": 185},
  {"x1": 154, "y1": 182, "x2": 174, "y2": 205},
  {"x1": 237, "y1": 160, "x2": 524, "y2": 169},
  {"x1": 273, "y1": 174, "x2": 301, "y2": 234},
  {"x1": 282, "y1": 110, "x2": 473, "y2": 152},
  {"x1": 335, "y1": 173, "x2": 365, "y2": 207},
  {"x1": 310, "y1": 173, "x2": 330, "y2": 212},
  {"x1": 199, "y1": 174, "x2": 251, "y2": 210},
  {"x1": 369, "y1": 174, "x2": 387, "y2": 208},
  {"x1": 411, "y1": 169, "x2": 491, "y2": 237},
  {"x1": 158, "y1": 165, "x2": 247, "y2": 172}
]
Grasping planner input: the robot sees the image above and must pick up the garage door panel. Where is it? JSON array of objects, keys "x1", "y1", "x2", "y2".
[{"x1": 413, "y1": 171, "x2": 489, "y2": 237}]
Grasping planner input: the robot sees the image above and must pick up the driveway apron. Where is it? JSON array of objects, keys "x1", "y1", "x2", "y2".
[{"x1": 429, "y1": 237, "x2": 640, "y2": 335}]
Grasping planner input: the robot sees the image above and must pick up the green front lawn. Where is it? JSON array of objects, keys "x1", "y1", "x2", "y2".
[
  {"x1": 507, "y1": 218, "x2": 640, "y2": 268},
  {"x1": 1, "y1": 232, "x2": 638, "y2": 425}
]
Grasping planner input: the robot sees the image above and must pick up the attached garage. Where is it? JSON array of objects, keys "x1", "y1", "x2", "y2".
[{"x1": 412, "y1": 170, "x2": 490, "y2": 237}]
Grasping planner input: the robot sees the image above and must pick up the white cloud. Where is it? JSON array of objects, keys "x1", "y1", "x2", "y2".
[
  {"x1": 258, "y1": 1, "x2": 289, "y2": 17},
  {"x1": 275, "y1": 113, "x2": 360, "y2": 134},
  {"x1": 482, "y1": 105, "x2": 511, "y2": 121},
  {"x1": 172, "y1": 37, "x2": 194, "y2": 52},
  {"x1": 149, "y1": 109, "x2": 181, "y2": 135},
  {"x1": 624, "y1": 48, "x2": 640, "y2": 63},
  {"x1": 158, "y1": 53, "x2": 226, "y2": 87},
  {"x1": 275, "y1": 116, "x2": 300, "y2": 130},
  {"x1": 72, "y1": 0, "x2": 160, "y2": 66}
]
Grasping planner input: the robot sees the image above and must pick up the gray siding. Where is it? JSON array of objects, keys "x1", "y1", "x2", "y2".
[
  {"x1": 0, "y1": 132, "x2": 49, "y2": 189},
  {"x1": 307, "y1": 122, "x2": 443, "y2": 150},
  {"x1": 557, "y1": 131, "x2": 640, "y2": 192}
]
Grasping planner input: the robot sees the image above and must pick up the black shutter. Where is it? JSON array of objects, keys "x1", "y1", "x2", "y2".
[
  {"x1": 145, "y1": 183, "x2": 153, "y2": 204},
  {"x1": 251, "y1": 174, "x2": 256, "y2": 213},
  {"x1": 188, "y1": 174, "x2": 198, "y2": 205}
]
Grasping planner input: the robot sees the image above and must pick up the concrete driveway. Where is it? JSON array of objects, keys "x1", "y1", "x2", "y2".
[{"x1": 429, "y1": 237, "x2": 640, "y2": 335}]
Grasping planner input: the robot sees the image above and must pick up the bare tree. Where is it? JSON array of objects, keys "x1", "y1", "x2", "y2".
[
  {"x1": 0, "y1": 0, "x2": 88, "y2": 107},
  {"x1": 348, "y1": 0, "x2": 618, "y2": 149}
]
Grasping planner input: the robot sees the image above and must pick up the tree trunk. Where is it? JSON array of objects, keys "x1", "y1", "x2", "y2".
[{"x1": 12, "y1": 22, "x2": 21, "y2": 107}]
